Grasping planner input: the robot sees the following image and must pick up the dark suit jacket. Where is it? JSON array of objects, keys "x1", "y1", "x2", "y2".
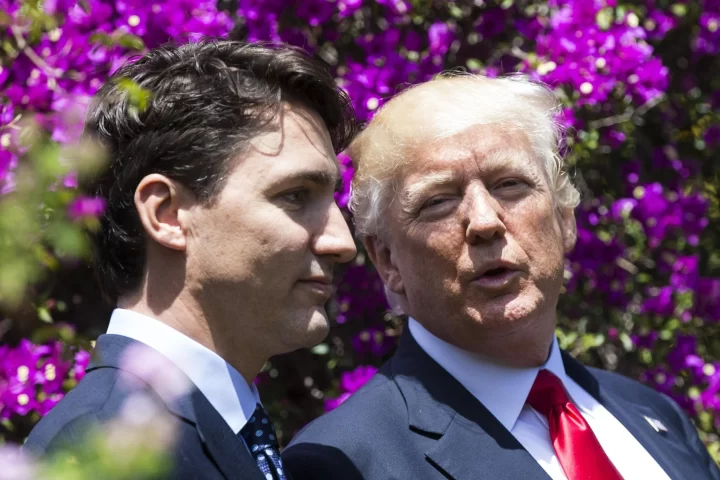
[
  {"x1": 283, "y1": 330, "x2": 720, "y2": 480},
  {"x1": 25, "y1": 334, "x2": 265, "y2": 480}
]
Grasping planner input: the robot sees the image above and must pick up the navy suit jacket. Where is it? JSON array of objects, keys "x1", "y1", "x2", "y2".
[
  {"x1": 283, "y1": 330, "x2": 720, "y2": 480},
  {"x1": 25, "y1": 334, "x2": 265, "y2": 480}
]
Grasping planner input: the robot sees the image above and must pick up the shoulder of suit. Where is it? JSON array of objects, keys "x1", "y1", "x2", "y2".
[
  {"x1": 287, "y1": 370, "x2": 400, "y2": 446},
  {"x1": 25, "y1": 368, "x2": 122, "y2": 455},
  {"x1": 585, "y1": 366, "x2": 686, "y2": 421},
  {"x1": 586, "y1": 366, "x2": 666, "y2": 398},
  {"x1": 25, "y1": 366, "x2": 172, "y2": 456}
]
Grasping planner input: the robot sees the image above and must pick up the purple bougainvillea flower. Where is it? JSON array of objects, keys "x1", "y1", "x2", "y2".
[
  {"x1": 73, "y1": 349, "x2": 91, "y2": 382},
  {"x1": 296, "y1": 0, "x2": 335, "y2": 27},
  {"x1": 338, "y1": 0, "x2": 363, "y2": 18},
  {"x1": 694, "y1": 278, "x2": 720, "y2": 322},
  {"x1": 68, "y1": 196, "x2": 107, "y2": 220},
  {"x1": 38, "y1": 342, "x2": 72, "y2": 395},
  {"x1": 340, "y1": 365, "x2": 378, "y2": 394},
  {"x1": 427, "y1": 22, "x2": 454, "y2": 56},
  {"x1": 324, "y1": 392, "x2": 351, "y2": 412},
  {"x1": 324, "y1": 365, "x2": 378, "y2": 412},
  {"x1": 641, "y1": 286, "x2": 674, "y2": 317}
]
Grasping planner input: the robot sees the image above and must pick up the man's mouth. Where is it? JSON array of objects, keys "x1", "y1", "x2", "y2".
[
  {"x1": 472, "y1": 264, "x2": 522, "y2": 290},
  {"x1": 483, "y1": 267, "x2": 511, "y2": 277}
]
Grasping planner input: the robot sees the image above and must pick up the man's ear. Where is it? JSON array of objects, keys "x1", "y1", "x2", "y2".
[
  {"x1": 134, "y1": 174, "x2": 192, "y2": 251},
  {"x1": 363, "y1": 235, "x2": 405, "y2": 295},
  {"x1": 558, "y1": 206, "x2": 577, "y2": 253}
]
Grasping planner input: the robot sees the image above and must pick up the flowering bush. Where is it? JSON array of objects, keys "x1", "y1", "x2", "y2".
[{"x1": 1, "y1": 0, "x2": 719, "y2": 464}]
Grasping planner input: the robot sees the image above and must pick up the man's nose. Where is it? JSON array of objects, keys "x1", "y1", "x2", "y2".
[
  {"x1": 312, "y1": 202, "x2": 357, "y2": 263},
  {"x1": 464, "y1": 188, "x2": 507, "y2": 244}
]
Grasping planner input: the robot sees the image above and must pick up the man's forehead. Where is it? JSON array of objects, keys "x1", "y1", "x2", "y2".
[
  {"x1": 402, "y1": 124, "x2": 536, "y2": 177},
  {"x1": 249, "y1": 104, "x2": 334, "y2": 154},
  {"x1": 263, "y1": 153, "x2": 339, "y2": 177},
  {"x1": 430, "y1": 123, "x2": 529, "y2": 154},
  {"x1": 257, "y1": 147, "x2": 340, "y2": 183}
]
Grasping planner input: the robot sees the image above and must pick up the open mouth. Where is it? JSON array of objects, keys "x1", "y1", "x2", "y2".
[
  {"x1": 482, "y1": 267, "x2": 511, "y2": 277},
  {"x1": 472, "y1": 266, "x2": 520, "y2": 290}
]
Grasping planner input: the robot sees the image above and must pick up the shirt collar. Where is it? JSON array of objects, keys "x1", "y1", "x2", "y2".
[
  {"x1": 408, "y1": 316, "x2": 566, "y2": 432},
  {"x1": 107, "y1": 308, "x2": 260, "y2": 434}
]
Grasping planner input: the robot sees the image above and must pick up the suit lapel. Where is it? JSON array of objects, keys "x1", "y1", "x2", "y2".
[
  {"x1": 424, "y1": 418, "x2": 551, "y2": 480},
  {"x1": 191, "y1": 390, "x2": 266, "y2": 480},
  {"x1": 562, "y1": 352, "x2": 694, "y2": 480},
  {"x1": 88, "y1": 334, "x2": 265, "y2": 480},
  {"x1": 392, "y1": 330, "x2": 551, "y2": 480}
]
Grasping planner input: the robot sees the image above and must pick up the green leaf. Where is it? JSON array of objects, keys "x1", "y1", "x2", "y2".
[
  {"x1": 38, "y1": 306, "x2": 53, "y2": 323},
  {"x1": 640, "y1": 348, "x2": 652, "y2": 364},
  {"x1": 1, "y1": 419, "x2": 14, "y2": 432},
  {"x1": 32, "y1": 142, "x2": 67, "y2": 181},
  {"x1": 581, "y1": 333, "x2": 605, "y2": 350},
  {"x1": 89, "y1": 32, "x2": 114, "y2": 47},
  {"x1": 596, "y1": 7, "x2": 613, "y2": 30},
  {"x1": 46, "y1": 223, "x2": 90, "y2": 259},
  {"x1": 35, "y1": 245, "x2": 60, "y2": 271},
  {"x1": 311, "y1": 343, "x2": 329, "y2": 355},
  {"x1": 466, "y1": 58, "x2": 482, "y2": 71},
  {"x1": 670, "y1": 4, "x2": 687, "y2": 17},
  {"x1": 0, "y1": 11, "x2": 12, "y2": 26},
  {"x1": 556, "y1": 328, "x2": 578, "y2": 350},
  {"x1": 116, "y1": 78, "x2": 152, "y2": 112},
  {"x1": 117, "y1": 33, "x2": 145, "y2": 51},
  {"x1": 0, "y1": 258, "x2": 37, "y2": 308},
  {"x1": 619, "y1": 332, "x2": 634, "y2": 352},
  {"x1": 448, "y1": 5, "x2": 462, "y2": 18}
]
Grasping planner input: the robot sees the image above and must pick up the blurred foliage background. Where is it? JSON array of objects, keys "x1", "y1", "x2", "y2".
[{"x1": 0, "y1": 0, "x2": 718, "y2": 465}]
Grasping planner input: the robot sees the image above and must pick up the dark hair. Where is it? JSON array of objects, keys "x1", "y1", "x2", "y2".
[{"x1": 86, "y1": 39, "x2": 358, "y2": 303}]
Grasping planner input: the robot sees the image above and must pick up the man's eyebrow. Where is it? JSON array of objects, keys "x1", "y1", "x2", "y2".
[
  {"x1": 401, "y1": 171, "x2": 457, "y2": 209},
  {"x1": 283, "y1": 170, "x2": 340, "y2": 187}
]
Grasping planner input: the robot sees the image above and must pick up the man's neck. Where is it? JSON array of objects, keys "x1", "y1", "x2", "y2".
[{"x1": 117, "y1": 292, "x2": 265, "y2": 387}]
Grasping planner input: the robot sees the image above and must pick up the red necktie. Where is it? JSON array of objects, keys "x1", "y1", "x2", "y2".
[{"x1": 527, "y1": 369, "x2": 624, "y2": 480}]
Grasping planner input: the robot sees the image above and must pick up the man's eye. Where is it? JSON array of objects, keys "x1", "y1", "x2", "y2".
[
  {"x1": 421, "y1": 197, "x2": 451, "y2": 210},
  {"x1": 496, "y1": 179, "x2": 527, "y2": 189},
  {"x1": 281, "y1": 189, "x2": 310, "y2": 204}
]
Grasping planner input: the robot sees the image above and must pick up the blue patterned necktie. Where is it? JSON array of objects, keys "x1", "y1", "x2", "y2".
[{"x1": 239, "y1": 404, "x2": 287, "y2": 480}]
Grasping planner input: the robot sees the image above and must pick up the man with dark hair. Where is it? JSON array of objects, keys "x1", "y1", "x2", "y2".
[{"x1": 26, "y1": 40, "x2": 358, "y2": 479}]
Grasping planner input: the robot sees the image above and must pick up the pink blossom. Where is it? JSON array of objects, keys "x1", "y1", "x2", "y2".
[{"x1": 68, "y1": 196, "x2": 106, "y2": 220}]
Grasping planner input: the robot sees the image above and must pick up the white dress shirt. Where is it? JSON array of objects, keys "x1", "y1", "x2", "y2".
[
  {"x1": 408, "y1": 317, "x2": 670, "y2": 480},
  {"x1": 107, "y1": 308, "x2": 260, "y2": 434}
]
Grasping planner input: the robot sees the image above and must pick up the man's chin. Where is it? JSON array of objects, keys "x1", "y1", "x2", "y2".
[
  {"x1": 300, "y1": 307, "x2": 331, "y2": 348},
  {"x1": 476, "y1": 290, "x2": 542, "y2": 323}
]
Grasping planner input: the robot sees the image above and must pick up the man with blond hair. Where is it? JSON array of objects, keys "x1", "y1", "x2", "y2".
[{"x1": 283, "y1": 74, "x2": 720, "y2": 480}]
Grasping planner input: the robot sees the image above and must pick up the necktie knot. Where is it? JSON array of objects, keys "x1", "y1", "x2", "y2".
[
  {"x1": 241, "y1": 404, "x2": 279, "y2": 450},
  {"x1": 527, "y1": 369, "x2": 569, "y2": 416}
]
